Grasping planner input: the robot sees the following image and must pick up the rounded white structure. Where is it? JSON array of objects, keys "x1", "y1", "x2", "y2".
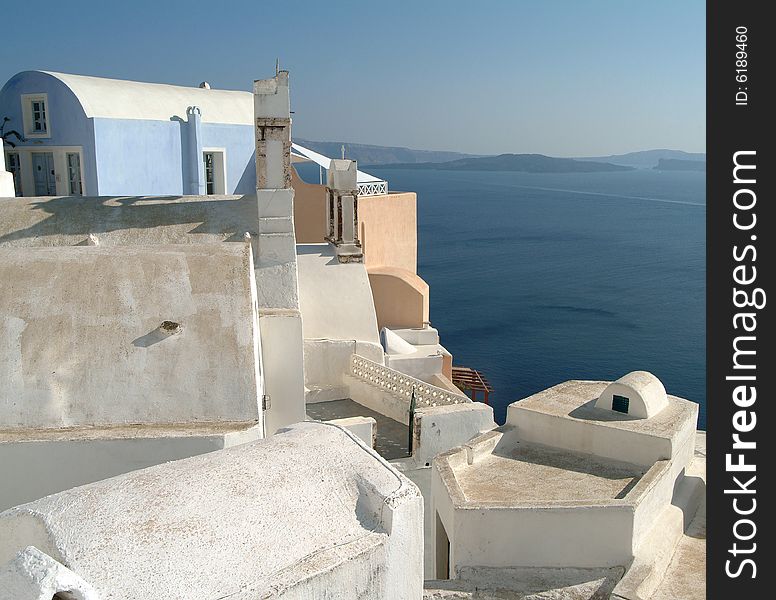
[{"x1": 595, "y1": 371, "x2": 668, "y2": 419}]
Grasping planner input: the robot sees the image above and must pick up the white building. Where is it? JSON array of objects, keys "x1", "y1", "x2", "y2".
[
  {"x1": 430, "y1": 372, "x2": 705, "y2": 599},
  {"x1": 0, "y1": 69, "x2": 705, "y2": 599}
]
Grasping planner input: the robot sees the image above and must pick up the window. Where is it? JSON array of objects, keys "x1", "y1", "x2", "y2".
[
  {"x1": 32, "y1": 100, "x2": 47, "y2": 133},
  {"x1": 67, "y1": 152, "x2": 83, "y2": 196},
  {"x1": 5, "y1": 152, "x2": 22, "y2": 196},
  {"x1": 612, "y1": 395, "x2": 630, "y2": 414},
  {"x1": 22, "y1": 93, "x2": 51, "y2": 138}
]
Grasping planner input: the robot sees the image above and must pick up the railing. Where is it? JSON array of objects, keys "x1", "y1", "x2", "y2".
[
  {"x1": 350, "y1": 354, "x2": 470, "y2": 408},
  {"x1": 358, "y1": 180, "x2": 388, "y2": 196}
]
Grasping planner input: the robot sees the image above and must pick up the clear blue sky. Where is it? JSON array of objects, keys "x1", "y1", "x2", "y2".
[{"x1": 3, "y1": 0, "x2": 705, "y2": 156}]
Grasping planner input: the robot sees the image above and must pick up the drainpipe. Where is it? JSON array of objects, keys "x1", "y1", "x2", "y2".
[{"x1": 186, "y1": 106, "x2": 205, "y2": 195}]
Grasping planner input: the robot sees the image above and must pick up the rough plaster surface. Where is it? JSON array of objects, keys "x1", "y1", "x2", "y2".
[
  {"x1": 297, "y1": 244, "x2": 380, "y2": 343},
  {"x1": 0, "y1": 423, "x2": 262, "y2": 511},
  {"x1": 0, "y1": 243, "x2": 261, "y2": 429},
  {"x1": 507, "y1": 380, "x2": 698, "y2": 467},
  {"x1": 0, "y1": 194, "x2": 259, "y2": 249},
  {"x1": 424, "y1": 565, "x2": 622, "y2": 599},
  {"x1": 0, "y1": 545, "x2": 100, "y2": 600},
  {"x1": 453, "y1": 442, "x2": 643, "y2": 504},
  {"x1": 0, "y1": 422, "x2": 424, "y2": 599}
]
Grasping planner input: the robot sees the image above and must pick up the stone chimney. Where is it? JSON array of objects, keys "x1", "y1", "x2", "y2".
[{"x1": 326, "y1": 159, "x2": 362, "y2": 263}]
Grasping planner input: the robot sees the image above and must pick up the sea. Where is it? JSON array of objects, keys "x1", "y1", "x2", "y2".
[
  {"x1": 368, "y1": 168, "x2": 706, "y2": 429},
  {"x1": 298, "y1": 165, "x2": 707, "y2": 429}
]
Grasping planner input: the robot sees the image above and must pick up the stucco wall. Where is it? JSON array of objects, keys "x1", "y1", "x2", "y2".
[
  {"x1": 0, "y1": 243, "x2": 262, "y2": 429},
  {"x1": 292, "y1": 168, "x2": 327, "y2": 242},
  {"x1": 368, "y1": 266, "x2": 430, "y2": 329},
  {"x1": 201, "y1": 122, "x2": 256, "y2": 194},
  {"x1": 0, "y1": 424, "x2": 262, "y2": 511},
  {"x1": 360, "y1": 192, "x2": 417, "y2": 272},
  {"x1": 297, "y1": 244, "x2": 380, "y2": 344},
  {"x1": 92, "y1": 117, "x2": 184, "y2": 196},
  {"x1": 290, "y1": 170, "x2": 418, "y2": 274}
]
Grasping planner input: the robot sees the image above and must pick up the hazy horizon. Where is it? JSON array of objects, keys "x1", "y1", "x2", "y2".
[
  {"x1": 294, "y1": 138, "x2": 706, "y2": 159},
  {"x1": 2, "y1": 1, "x2": 705, "y2": 157}
]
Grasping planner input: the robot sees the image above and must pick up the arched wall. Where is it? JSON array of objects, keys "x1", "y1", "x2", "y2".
[{"x1": 368, "y1": 266, "x2": 429, "y2": 330}]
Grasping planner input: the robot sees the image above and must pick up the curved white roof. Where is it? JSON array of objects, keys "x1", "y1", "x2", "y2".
[{"x1": 42, "y1": 71, "x2": 254, "y2": 124}]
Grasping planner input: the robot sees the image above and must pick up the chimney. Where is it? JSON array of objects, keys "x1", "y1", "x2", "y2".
[{"x1": 326, "y1": 159, "x2": 362, "y2": 263}]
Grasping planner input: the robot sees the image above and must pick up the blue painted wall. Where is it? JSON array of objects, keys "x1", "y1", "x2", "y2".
[
  {"x1": 201, "y1": 123, "x2": 256, "y2": 194},
  {"x1": 1, "y1": 71, "x2": 257, "y2": 197},
  {"x1": 92, "y1": 118, "x2": 184, "y2": 196},
  {"x1": 0, "y1": 71, "x2": 98, "y2": 195}
]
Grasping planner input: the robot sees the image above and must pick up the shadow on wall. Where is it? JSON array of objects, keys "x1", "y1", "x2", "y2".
[
  {"x1": 234, "y1": 151, "x2": 257, "y2": 195},
  {"x1": 0, "y1": 195, "x2": 261, "y2": 246}
]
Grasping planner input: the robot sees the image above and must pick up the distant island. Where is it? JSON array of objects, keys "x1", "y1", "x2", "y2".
[
  {"x1": 576, "y1": 149, "x2": 706, "y2": 169},
  {"x1": 294, "y1": 138, "x2": 479, "y2": 165},
  {"x1": 293, "y1": 138, "x2": 706, "y2": 173},
  {"x1": 653, "y1": 158, "x2": 706, "y2": 172},
  {"x1": 367, "y1": 154, "x2": 633, "y2": 173}
]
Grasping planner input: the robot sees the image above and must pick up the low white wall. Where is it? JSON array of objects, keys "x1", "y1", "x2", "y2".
[
  {"x1": 345, "y1": 375, "x2": 410, "y2": 425},
  {"x1": 325, "y1": 416, "x2": 376, "y2": 448},
  {"x1": 507, "y1": 406, "x2": 672, "y2": 467},
  {"x1": 415, "y1": 403, "x2": 495, "y2": 464},
  {"x1": 0, "y1": 171, "x2": 14, "y2": 198},
  {"x1": 304, "y1": 339, "x2": 383, "y2": 402},
  {"x1": 431, "y1": 464, "x2": 635, "y2": 572},
  {"x1": 0, "y1": 426, "x2": 262, "y2": 511}
]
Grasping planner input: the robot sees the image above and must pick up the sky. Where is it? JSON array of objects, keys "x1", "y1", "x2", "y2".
[{"x1": 2, "y1": 0, "x2": 705, "y2": 156}]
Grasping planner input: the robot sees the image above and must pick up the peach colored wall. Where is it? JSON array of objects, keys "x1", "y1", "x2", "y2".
[
  {"x1": 367, "y1": 266, "x2": 429, "y2": 330},
  {"x1": 291, "y1": 167, "x2": 417, "y2": 273},
  {"x1": 291, "y1": 169, "x2": 327, "y2": 243},
  {"x1": 291, "y1": 169, "x2": 433, "y2": 339},
  {"x1": 358, "y1": 192, "x2": 417, "y2": 273}
]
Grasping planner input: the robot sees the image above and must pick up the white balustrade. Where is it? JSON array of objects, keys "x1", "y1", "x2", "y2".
[{"x1": 350, "y1": 354, "x2": 469, "y2": 409}]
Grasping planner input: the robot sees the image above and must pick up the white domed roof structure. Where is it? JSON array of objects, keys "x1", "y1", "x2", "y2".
[{"x1": 594, "y1": 371, "x2": 668, "y2": 418}]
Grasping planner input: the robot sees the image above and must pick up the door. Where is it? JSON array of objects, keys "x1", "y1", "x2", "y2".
[
  {"x1": 67, "y1": 152, "x2": 83, "y2": 196},
  {"x1": 32, "y1": 152, "x2": 56, "y2": 196},
  {"x1": 204, "y1": 152, "x2": 215, "y2": 195},
  {"x1": 203, "y1": 150, "x2": 226, "y2": 195}
]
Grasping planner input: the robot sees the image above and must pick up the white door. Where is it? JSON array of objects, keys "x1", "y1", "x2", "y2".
[{"x1": 32, "y1": 152, "x2": 56, "y2": 196}]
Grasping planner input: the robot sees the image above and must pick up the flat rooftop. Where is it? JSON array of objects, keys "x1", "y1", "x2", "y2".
[
  {"x1": 512, "y1": 380, "x2": 698, "y2": 439},
  {"x1": 454, "y1": 441, "x2": 644, "y2": 505}
]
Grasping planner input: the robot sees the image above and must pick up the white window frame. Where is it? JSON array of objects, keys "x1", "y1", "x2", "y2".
[
  {"x1": 203, "y1": 147, "x2": 227, "y2": 195},
  {"x1": 21, "y1": 93, "x2": 51, "y2": 139}
]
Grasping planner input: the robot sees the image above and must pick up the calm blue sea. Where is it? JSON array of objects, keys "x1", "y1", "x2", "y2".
[{"x1": 366, "y1": 168, "x2": 707, "y2": 429}]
